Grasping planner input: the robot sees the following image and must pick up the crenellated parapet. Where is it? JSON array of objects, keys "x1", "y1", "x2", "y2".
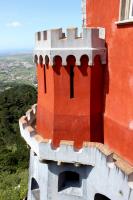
[
  {"x1": 19, "y1": 104, "x2": 133, "y2": 182},
  {"x1": 34, "y1": 27, "x2": 106, "y2": 65}
]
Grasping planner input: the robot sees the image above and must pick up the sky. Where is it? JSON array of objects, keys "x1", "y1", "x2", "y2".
[{"x1": 0, "y1": 0, "x2": 81, "y2": 52}]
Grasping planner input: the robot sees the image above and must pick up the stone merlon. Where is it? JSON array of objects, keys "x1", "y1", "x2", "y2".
[{"x1": 34, "y1": 27, "x2": 106, "y2": 65}]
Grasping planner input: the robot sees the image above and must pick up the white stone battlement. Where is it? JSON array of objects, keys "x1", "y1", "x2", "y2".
[
  {"x1": 25, "y1": 104, "x2": 37, "y2": 125},
  {"x1": 34, "y1": 27, "x2": 106, "y2": 65},
  {"x1": 19, "y1": 104, "x2": 133, "y2": 177},
  {"x1": 35, "y1": 27, "x2": 105, "y2": 48}
]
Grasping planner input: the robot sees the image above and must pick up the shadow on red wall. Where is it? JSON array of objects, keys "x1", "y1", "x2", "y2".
[{"x1": 90, "y1": 47, "x2": 109, "y2": 143}]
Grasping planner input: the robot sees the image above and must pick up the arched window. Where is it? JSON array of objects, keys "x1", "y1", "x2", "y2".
[
  {"x1": 39, "y1": 55, "x2": 43, "y2": 65},
  {"x1": 31, "y1": 177, "x2": 40, "y2": 200},
  {"x1": 58, "y1": 171, "x2": 81, "y2": 192},
  {"x1": 34, "y1": 55, "x2": 38, "y2": 64},
  {"x1": 94, "y1": 193, "x2": 111, "y2": 200}
]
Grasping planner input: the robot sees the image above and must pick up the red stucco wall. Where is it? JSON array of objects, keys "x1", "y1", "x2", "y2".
[
  {"x1": 36, "y1": 56, "x2": 104, "y2": 148},
  {"x1": 86, "y1": 0, "x2": 133, "y2": 164}
]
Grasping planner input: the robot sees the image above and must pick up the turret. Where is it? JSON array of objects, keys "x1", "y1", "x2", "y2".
[{"x1": 34, "y1": 27, "x2": 106, "y2": 148}]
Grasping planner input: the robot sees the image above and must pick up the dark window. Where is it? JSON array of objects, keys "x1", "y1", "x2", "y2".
[
  {"x1": 58, "y1": 171, "x2": 81, "y2": 192},
  {"x1": 31, "y1": 178, "x2": 40, "y2": 200},
  {"x1": 70, "y1": 65, "x2": 74, "y2": 98},
  {"x1": 31, "y1": 178, "x2": 39, "y2": 190},
  {"x1": 39, "y1": 55, "x2": 43, "y2": 65},
  {"x1": 94, "y1": 193, "x2": 111, "y2": 200}
]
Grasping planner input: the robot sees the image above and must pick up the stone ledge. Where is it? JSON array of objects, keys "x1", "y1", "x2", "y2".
[{"x1": 115, "y1": 19, "x2": 133, "y2": 25}]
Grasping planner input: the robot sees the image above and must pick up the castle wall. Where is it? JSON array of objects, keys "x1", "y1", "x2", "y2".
[
  {"x1": 28, "y1": 149, "x2": 133, "y2": 200},
  {"x1": 28, "y1": 151, "x2": 48, "y2": 200},
  {"x1": 37, "y1": 64, "x2": 54, "y2": 139},
  {"x1": 19, "y1": 106, "x2": 133, "y2": 200},
  {"x1": 86, "y1": 0, "x2": 133, "y2": 164}
]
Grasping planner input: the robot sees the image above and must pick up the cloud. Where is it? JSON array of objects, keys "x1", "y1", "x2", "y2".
[{"x1": 6, "y1": 21, "x2": 22, "y2": 28}]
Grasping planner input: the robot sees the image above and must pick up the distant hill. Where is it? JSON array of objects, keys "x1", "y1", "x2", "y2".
[
  {"x1": 0, "y1": 53, "x2": 36, "y2": 92},
  {"x1": 0, "y1": 49, "x2": 32, "y2": 57}
]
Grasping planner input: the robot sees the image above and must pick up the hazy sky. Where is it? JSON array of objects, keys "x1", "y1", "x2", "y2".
[{"x1": 0, "y1": 0, "x2": 81, "y2": 51}]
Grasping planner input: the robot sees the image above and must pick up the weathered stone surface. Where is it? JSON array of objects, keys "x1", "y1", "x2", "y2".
[{"x1": 27, "y1": 150, "x2": 133, "y2": 200}]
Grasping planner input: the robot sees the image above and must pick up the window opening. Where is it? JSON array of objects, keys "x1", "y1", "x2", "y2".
[
  {"x1": 58, "y1": 171, "x2": 81, "y2": 192},
  {"x1": 31, "y1": 178, "x2": 40, "y2": 200},
  {"x1": 94, "y1": 193, "x2": 111, "y2": 200},
  {"x1": 44, "y1": 65, "x2": 47, "y2": 93},
  {"x1": 119, "y1": 0, "x2": 133, "y2": 20},
  {"x1": 31, "y1": 178, "x2": 39, "y2": 190},
  {"x1": 70, "y1": 65, "x2": 74, "y2": 98},
  {"x1": 129, "y1": 0, "x2": 133, "y2": 18}
]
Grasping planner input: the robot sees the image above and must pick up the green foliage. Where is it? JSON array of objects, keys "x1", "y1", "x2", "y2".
[
  {"x1": 0, "y1": 84, "x2": 37, "y2": 200},
  {"x1": 0, "y1": 170, "x2": 28, "y2": 200}
]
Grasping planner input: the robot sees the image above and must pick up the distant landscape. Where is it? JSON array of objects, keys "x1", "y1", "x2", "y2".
[
  {"x1": 0, "y1": 53, "x2": 36, "y2": 92},
  {"x1": 0, "y1": 53, "x2": 37, "y2": 200}
]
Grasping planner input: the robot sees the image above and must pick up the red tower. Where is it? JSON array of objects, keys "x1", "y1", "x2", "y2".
[{"x1": 34, "y1": 28, "x2": 106, "y2": 148}]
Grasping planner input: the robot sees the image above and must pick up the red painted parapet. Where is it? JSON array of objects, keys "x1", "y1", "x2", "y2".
[
  {"x1": 34, "y1": 27, "x2": 106, "y2": 148},
  {"x1": 19, "y1": 106, "x2": 133, "y2": 178}
]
